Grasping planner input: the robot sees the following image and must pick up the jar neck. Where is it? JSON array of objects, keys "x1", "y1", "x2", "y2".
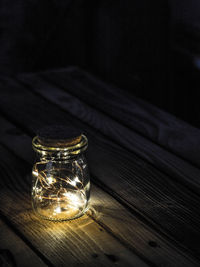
[
  {"x1": 32, "y1": 134, "x2": 88, "y2": 160},
  {"x1": 36, "y1": 151, "x2": 84, "y2": 162}
]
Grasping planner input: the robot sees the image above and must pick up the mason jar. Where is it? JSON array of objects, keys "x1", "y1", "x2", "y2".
[{"x1": 31, "y1": 126, "x2": 90, "y2": 221}]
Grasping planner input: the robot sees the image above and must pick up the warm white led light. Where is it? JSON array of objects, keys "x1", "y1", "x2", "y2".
[
  {"x1": 32, "y1": 170, "x2": 38, "y2": 177},
  {"x1": 63, "y1": 192, "x2": 81, "y2": 206},
  {"x1": 69, "y1": 180, "x2": 76, "y2": 186},
  {"x1": 68, "y1": 176, "x2": 80, "y2": 187},
  {"x1": 47, "y1": 176, "x2": 55, "y2": 185},
  {"x1": 55, "y1": 206, "x2": 61, "y2": 213},
  {"x1": 74, "y1": 176, "x2": 80, "y2": 183}
]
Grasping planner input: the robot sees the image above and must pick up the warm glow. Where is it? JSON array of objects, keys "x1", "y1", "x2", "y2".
[
  {"x1": 47, "y1": 176, "x2": 56, "y2": 185},
  {"x1": 32, "y1": 166, "x2": 88, "y2": 220},
  {"x1": 32, "y1": 170, "x2": 38, "y2": 177},
  {"x1": 74, "y1": 176, "x2": 80, "y2": 182},
  {"x1": 54, "y1": 206, "x2": 61, "y2": 214},
  {"x1": 69, "y1": 180, "x2": 76, "y2": 186},
  {"x1": 63, "y1": 192, "x2": 78, "y2": 202},
  {"x1": 67, "y1": 176, "x2": 80, "y2": 187}
]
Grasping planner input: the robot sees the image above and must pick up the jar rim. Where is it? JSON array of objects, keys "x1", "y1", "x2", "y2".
[{"x1": 32, "y1": 134, "x2": 88, "y2": 156}]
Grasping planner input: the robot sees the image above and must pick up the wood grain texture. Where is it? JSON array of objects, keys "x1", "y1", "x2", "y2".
[
  {"x1": 38, "y1": 68, "x2": 200, "y2": 166},
  {"x1": 0, "y1": 71, "x2": 199, "y2": 265},
  {"x1": 0, "y1": 115, "x2": 199, "y2": 267},
  {"x1": 8, "y1": 73, "x2": 200, "y2": 260},
  {"x1": 20, "y1": 71, "x2": 200, "y2": 196},
  {"x1": 1, "y1": 75, "x2": 200, "y2": 261},
  {"x1": 0, "y1": 144, "x2": 148, "y2": 267},
  {"x1": 0, "y1": 218, "x2": 47, "y2": 267}
]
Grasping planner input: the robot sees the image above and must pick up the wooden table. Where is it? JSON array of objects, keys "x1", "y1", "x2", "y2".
[{"x1": 0, "y1": 68, "x2": 200, "y2": 267}]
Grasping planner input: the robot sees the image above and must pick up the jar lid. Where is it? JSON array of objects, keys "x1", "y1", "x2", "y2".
[{"x1": 32, "y1": 125, "x2": 88, "y2": 157}]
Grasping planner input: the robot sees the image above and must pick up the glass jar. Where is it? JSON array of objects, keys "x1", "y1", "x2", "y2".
[{"x1": 31, "y1": 126, "x2": 90, "y2": 221}]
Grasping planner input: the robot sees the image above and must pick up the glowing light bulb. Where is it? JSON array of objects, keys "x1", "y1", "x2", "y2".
[
  {"x1": 54, "y1": 206, "x2": 61, "y2": 213},
  {"x1": 68, "y1": 176, "x2": 80, "y2": 187},
  {"x1": 69, "y1": 194, "x2": 79, "y2": 204},
  {"x1": 63, "y1": 192, "x2": 81, "y2": 206},
  {"x1": 47, "y1": 176, "x2": 55, "y2": 185},
  {"x1": 69, "y1": 180, "x2": 76, "y2": 186},
  {"x1": 74, "y1": 176, "x2": 80, "y2": 183},
  {"x1": 36, "y1": 187, "x2": 42, "y2": 193},
  {"x1": 32, "y1": 170, "x2": 38, "y2": 177}
]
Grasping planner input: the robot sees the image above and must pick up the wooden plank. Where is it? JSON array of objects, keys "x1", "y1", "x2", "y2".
[
  {"x1": 0, "y1": 144, "x2": 148, "y2": 267},
  {"x1": 1, "y1": 76, "x2": 200, "y2": 262},
  {"x1": 9, "y1": 73, "x2": 200, "y2": 260},
  {"x1": 22, "y1": 70, "x2": 200, "y2": 196},
  {"x1": 0, "y1": 115, "x2": 199, "y2": 267},
  {"x1": 0, "y1": 218, "x2": 47, "y2": 267},
  {"x1": 39, "y1": 68, "x2": 200, "y2": 167}
]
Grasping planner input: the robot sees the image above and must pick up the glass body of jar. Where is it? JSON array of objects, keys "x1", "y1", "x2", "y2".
[{"x1": 31, "y1": 134, "x2": 90, "y2": 221}]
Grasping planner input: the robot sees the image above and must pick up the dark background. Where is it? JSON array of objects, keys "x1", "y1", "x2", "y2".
[{"x1": 0, "y1": 0, "x2": 199, "y2": 127}]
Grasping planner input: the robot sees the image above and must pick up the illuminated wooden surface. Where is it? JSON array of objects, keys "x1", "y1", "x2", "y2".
[{"x1": 0, "y1": 69, "x2": 199, "y2": 266}]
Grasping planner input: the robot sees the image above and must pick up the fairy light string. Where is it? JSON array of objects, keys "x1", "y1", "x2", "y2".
[
  {"x1": 32, "y1": 161, "x2": 86, "y2": 210},
  {"x1": 31, "y1": 129, "x2": 90, "y2": 220}
]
